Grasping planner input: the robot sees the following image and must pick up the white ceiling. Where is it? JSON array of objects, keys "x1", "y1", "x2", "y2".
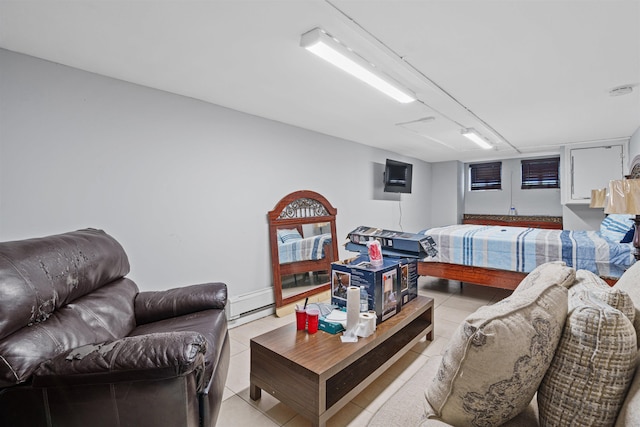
[{"x1": 1, "y1": 0, "x2": 638, "y2": 163}]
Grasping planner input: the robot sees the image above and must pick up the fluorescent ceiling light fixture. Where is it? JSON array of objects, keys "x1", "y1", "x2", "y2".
[
  {"x1": 300, "y1": 28, "x2": 416, "y2": 104},
  {"x1": 461, "y1": 128, "x2": 493, "y2": 149}
]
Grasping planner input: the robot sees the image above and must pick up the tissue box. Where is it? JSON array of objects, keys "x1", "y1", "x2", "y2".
[
  {"x1": 398, "y1": 258, "x2": 418, "y2": 305},
  {"x1": 318, "y1": 318, "x2": 345, "y2": 334},
  {"x1": 331, "y1": 255, "x2": 401, "y2": 323}
]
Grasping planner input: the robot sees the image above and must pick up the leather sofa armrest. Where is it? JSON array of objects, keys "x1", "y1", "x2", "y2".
[
  {"x1": 33, "y1": 331, "x2": 207, "y2": 388},
  {"x1": 134, "y1": 282, "x2": 227, "y2": 325}
]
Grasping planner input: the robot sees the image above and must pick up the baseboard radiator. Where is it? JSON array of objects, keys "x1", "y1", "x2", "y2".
[{"x1": 226, "y1": 287, "x2": 275, "y2": 322}]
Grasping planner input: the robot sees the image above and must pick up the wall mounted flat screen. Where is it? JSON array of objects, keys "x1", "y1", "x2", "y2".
[{"x1": 384, "y1": 159, "x2": 413, "y2": 193}]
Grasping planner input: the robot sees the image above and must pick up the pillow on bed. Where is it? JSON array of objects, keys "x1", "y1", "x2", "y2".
[
  {"x1": 601, "y1": 214, "x2": 633, "y2": 243},
  {"x1": 277, "y1": 228, "x2": 302, "y2": 243},
  {"x1": 620, "y1": 226, "x2": 635, "y2": 243}
]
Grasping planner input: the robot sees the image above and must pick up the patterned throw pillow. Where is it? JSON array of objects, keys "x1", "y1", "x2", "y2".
[
  {"x1": 570, "y1": 269, "x2": 635, "y2": 322},
  {"x1": 538, "y1": 291, "x2": 637, "y2": 427},
  {"x1": 513, "y1": 261, "x2": 575, "y2": 294},
  {"x1": 424, "y1": 263, "x2": 572, "y2": 427},
  {"x1": 568, "y1": 268, "x2": 609, "y2": 293},
  {"x1": 276, "y1": 228, "x2": 302, "y2": 243}
]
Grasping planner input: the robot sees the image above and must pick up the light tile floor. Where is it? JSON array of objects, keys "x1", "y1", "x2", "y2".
[{"x1": 217, "y1": 277, "x2": 513, "y2": 426}]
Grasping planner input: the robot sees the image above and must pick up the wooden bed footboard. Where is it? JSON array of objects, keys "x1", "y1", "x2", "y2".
[
  {"x1": 417, "y1": 261, "x2": 617, "y2": 290},
  {"x1": 417, "y1": 262, "x2": 526, "y2": 290}
]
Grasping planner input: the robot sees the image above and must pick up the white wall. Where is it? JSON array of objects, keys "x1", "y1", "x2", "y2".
[
  {"x1": 0, "y1": 49, "x2": 432, "y2": 297},
  {"x1": 629, "y1": 126, "x2": 640, "y2": 160},
  {"x1": 430, "y1": 161, "x2": 464, "y2": 227},
  {"x1": 464, "y1": 157, "x2": 562, "y2": 216},
  {"x1": 562, "y1": 204, "x2": 606, "y2": 231}
]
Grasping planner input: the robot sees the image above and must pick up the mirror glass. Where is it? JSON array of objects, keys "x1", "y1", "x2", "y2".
[
  {"x1": 268, "y1": 191, "x2": 338, "y2": 311},
  {"x1": 279, "y1": 222, "x2": 332, "y2": 300}
]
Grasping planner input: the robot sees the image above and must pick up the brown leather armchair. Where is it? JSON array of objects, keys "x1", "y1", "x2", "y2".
[{"x1": 0, "y1": 229, "x2": 230, "y2": 427}]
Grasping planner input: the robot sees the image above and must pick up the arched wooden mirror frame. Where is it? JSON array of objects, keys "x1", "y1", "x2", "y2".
[{"x1": 268, "y1": 190, "x2": 339, "y2": 308}]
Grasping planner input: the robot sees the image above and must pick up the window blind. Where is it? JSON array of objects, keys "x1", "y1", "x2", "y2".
[
  {"x1": 470, "y1": 161, "x2": 502, "y2": 190},
  {"x1": 521, "y1": 157, "x2": 560, "y2": 189}
]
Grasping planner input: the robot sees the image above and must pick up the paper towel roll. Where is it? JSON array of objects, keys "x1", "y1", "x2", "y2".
[
  {"x1": 346, "y1": 286, "x2": 360, "y2": 331},
  {"x1": 356, "y1": 312, "x2": 376, "y2": 338}
]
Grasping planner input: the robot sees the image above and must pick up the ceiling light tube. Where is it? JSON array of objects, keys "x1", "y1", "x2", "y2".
[
  {"x1": 300, "y1": 28, "x2": 416, "y2": 104},
  {"x1": 461, "y1": 128, "x2": 493, "y2": 149}
]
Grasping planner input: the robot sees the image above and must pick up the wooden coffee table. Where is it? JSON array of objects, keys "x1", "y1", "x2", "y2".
[{"x1": 250, "y1": 296, "x2": 434, "y2": 427}]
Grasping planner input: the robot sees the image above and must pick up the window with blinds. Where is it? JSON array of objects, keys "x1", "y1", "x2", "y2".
[
  {"x1": 469, "y1": 161, "x2": 502, "y2": 191},
  {"x1": 521, "y1": 157, "x2": 560, "y2": 189}
]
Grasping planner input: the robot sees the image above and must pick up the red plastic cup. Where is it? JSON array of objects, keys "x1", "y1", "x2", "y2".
[
  {"x1": 295, "y1": 308, "x2": 307, "y2": 331},
  {"x1": 306, "y1": 308, "x2": 320, "y2": 334}
]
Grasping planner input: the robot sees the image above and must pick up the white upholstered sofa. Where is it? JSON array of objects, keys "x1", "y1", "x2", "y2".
[{"x1": 370, "y1": 261, "x2": 640, "y2": 427}]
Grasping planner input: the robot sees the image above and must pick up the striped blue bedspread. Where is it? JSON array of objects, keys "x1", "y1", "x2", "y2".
[
  {"x1": 278, "y1": 234, "x2": 332, "y2": 264},
  {"x1": 419, "y1": 225, "x2": 635, "y2": 278}
]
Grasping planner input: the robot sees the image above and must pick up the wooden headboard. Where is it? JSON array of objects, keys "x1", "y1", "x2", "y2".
[
  {"x1": 462, "y1": 214, "x2": 563, "y2": 229},
  {"x1": 628, "y1": 155, "x2": 640, "y2": 179}
]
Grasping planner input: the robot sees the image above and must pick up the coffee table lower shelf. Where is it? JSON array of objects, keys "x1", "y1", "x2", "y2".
[{"x1": 250, "y1": 296, "x2": 434, "y2": 427}]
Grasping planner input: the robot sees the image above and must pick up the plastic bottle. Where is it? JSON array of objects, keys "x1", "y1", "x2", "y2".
[{"x1": 359, "y1": 286, "x2": 368, "y2": 312}]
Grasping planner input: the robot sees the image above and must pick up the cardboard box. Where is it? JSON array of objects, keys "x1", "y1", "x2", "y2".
[
  {"x1": 331, "y1": 255, "x2": 401, "y2": 323},
  {"x1": 346, "y1": 225, "x2": 437, "y2": 258},
  {"x1": 398, "y1": 258, "x2": 418, "y2": 305}
]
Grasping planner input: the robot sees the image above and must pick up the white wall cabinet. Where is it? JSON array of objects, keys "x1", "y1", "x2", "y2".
[{"x1": 563, "y1": 141, "x2": 627, "y2": 204}]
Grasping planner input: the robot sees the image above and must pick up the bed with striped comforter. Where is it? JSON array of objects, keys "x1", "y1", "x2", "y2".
[
  {"x1": 278, "y1": 233, "x2": 332, "y2": 264},
  {"x1": 419, "y1": 224, "x2": 635, "y2": 278}
]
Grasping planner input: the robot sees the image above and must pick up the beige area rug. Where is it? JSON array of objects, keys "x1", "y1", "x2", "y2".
[{"x1": 368, "y1": 356, "x2": 440, "y2": 426}]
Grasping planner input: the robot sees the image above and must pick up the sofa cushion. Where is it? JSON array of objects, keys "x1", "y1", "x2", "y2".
[
  {"x1": 129, "y1": 308, "x2": 228, "y2": 382},
  {"x1": 0, "y1": 229, "x2": 130, "y2": 341},
  {"x1": 424, "y1": 262, "x2": 571, "y2": 427},
  {"x1": 537, "y1": 291, "x2": 637, "y2": 427},
  {"x1": 33, "y1": 331, "x2": 207, "y2": 387},
  {"x1": 615, "y1": 357, "x2": 640, "y2": 427},
  {"x1": 0, "y1": 278, "x2": 137, "y2": 387},
  {"x1": 614, "y1": 260, "x2": 640, "y2": 343}
]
